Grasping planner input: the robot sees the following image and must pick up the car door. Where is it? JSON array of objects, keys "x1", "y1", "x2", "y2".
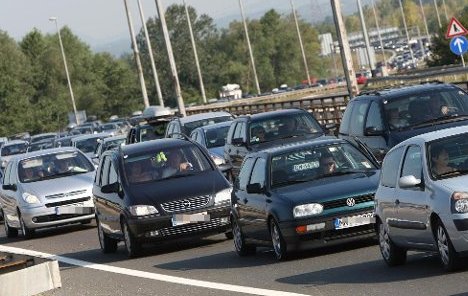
[
  {"x1": 394, "y1": 145, "x2": 432, "y2": 246},
  {"x1": 376, "y1": 146, "x2": 405, "y2": 245},
  {"x1": 0, "y1": 162, "x2": 16, "y2": 226},
  {"x1": 93, "y1": 156, "x2": 114, "y2": 233},
  {"x1": 244, "y1": 157, "x2": 270, "y2": 241},
  {"x1": 105, "y1": 159, "x2": 124, "y2": 233},
  {"x1": 229, "y1": 122, "x2": 248, "y2": 176},
  {"x1": 363, "y1": 101, "x2": 388, "y2": 160},
  {"x1": 233, "y1": 157, "x2": 255, "y2": 236}
]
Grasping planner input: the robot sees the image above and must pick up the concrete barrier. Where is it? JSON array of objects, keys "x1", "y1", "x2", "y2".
[{"x1": 0, "y1": 252, "x2": 61, "y2": 296}]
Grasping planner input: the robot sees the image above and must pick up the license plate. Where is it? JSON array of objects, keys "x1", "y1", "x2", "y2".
[
  {"x1": 334, "y1": 212, "x2": 374, "y2": 229},
  {"x1": 172, "y1": 212, "x2": 210, "y2": 227},
  {"x1": 55, "y1": 206, "x2": 93, "y2": 215}
]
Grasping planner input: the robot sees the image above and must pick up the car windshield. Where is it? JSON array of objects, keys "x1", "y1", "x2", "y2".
[
  {"x1": 384, "y1": 88, "x2": 468, "y2": 131},
  {"x1": 28, "y1": 141, "x2": 54, "y2": 152},
  {"x1": 183, "y1": 116, "x2": 233, "y2": 135},
  {"x1": 1, "y1": 143, "x2": 28, "y2": 156},
  {"x1": 140, "y1": 122, "x2": 168, "y2": 142},
  {"x1": 249, "y1": 113, "x2": 323, "y2": 145},
  {"x1": 124, "y1": 145, "x2": 212, "y2": 184},
  {"x1": 19, "y1": 151, "x2": 94, "y2": 183},
  {"x1": 55, "y1": 138, "x2": 73, "y2": 147},
  {"x1": 75, "y1": 137, "x2": 102, "y2": 153},
  {"x1": 101, "y1": 124, "x2": 118, "y2": 131},
  {"x1": 428, "y1": 132, "x2": 468, "y2": 180},
  {"x1": 31, "y1": 135, "x2": 55, "y2": 143},
  {"x1": 205, "y1": 126, "x2": 230, "y2": 148},
  {"x1": 271, "y1": 143, "x2": 376, "y2": 188}
]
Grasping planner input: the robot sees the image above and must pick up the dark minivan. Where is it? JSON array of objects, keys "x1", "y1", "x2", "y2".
[
  {"x1": 93, "y1": 139, "x2": 232, "y2": 257},
  {"x1": 338, "y1": 83, "x2": 468, "y2": 161}
]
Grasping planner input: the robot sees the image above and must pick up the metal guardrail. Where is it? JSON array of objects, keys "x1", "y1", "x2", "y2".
[{"x1": 186, "y1": 79, "x2": 468, "y2": 125}]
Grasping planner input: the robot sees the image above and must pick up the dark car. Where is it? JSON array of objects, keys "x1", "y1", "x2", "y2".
[
  {"x1": 338, "y1": 83, "x2": 468, "y2": 161},
  {"x1": 93, "y1": 138, "x2": 232, "y2": 257},
  {"x1": 224, "y1": 109, "x2": 326, "y2": 178},
  {"x1": 190, "y1": 121, "x2": 232, "y2": 174},
  {"x1": 54, "y1": 135, "x2": 78, "y2": 148},
  {"x1": 231, "y1": 138, "x2": 380, "y2": 260},
  {"x1": 126, "y1": 116, "x2": 171, "y2": 144},
  {"x1": 165, "y1": 111, "x2": 234, "y2": 138}
]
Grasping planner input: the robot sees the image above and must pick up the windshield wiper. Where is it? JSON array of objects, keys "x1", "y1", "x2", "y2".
[
  {"x1": 436, "y1": 169, "x2": 468, "y2": 178},
  {"x1": 161, "y1": 172, "x2": 198, "y2": 181},
  {"x1": 411, "y1": 115, "x2": 468, "y2": 128}
]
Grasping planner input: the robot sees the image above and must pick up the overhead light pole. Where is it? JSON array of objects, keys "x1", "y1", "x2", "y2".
[
  {"x1": 184, "y1": 0, "x2": 207, "y2": 104},
  {"x1": 123, "y1": 0, "x2": 150, "y2": 108},
  {"x1": 290, "y1": 0, "x2": 311, "y2": 86},
  {"x1": 370, "y1": 0, "x2": 387, "y2": 68},
  {"x1": 136, "y1": 0, "x2": 164, "y2": 107},
  {"x1": 398, "y1": 0, "x2": 415, "y2": 68},
  {"x1": 155, "y1": 0, "x2": 186, "y2": 116},
  {"x1": 49, "y1": 16, "x2": 79, "y2": 125},
  {"x1": 433, "y1": 0, "x2": 442, "y2": 28},
  {"x1": 239, "y1": 0, "x2": 261, "y2": 95},
  {"x1": 418, "y1": 0, "x2": 430, "y2": 37},
  {"x1": 357, "y1": 0, "x2": 375, "y2": 72}
]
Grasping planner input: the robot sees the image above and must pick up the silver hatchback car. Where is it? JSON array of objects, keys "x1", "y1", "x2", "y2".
[
  {"x1": 375, "y1": 125, "x2": 468, "y2": 271},
  {"x1": 0, "y1": 148, "x2": 96, "y2": 239}
]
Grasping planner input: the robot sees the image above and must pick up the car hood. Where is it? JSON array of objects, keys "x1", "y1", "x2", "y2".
[
  {"x1": 272, "y1": 171, "x2": 380, "y2": 205},
  {"x1": 434, "y1": 174, "x2": 468, "y2": 192},
  {"x1": 125, "y1": 170, "x2": 230, "y2": 205},
  {"x1": 389, "y1": 119, "x2": 468, "y2": 147},
  {"x1": 251, "y1": 134, "x2": 326, "y2": 151},
  {"x1": 21, "y1": 172, "x2": 94, "y2": 198}
]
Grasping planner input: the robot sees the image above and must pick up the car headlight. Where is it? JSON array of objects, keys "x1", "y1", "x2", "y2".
[
  {"x1": 453, "y1": 192, "x2": 468, "y2": 213},
  {"x1": 22, "y1": 192, "x2": 40, "y2": 204},
  {"x1": 128, "y1": 205, "x2": 159, "y2": 216},
  {"x1": 293, "y1": 203, "x2": 323, "y2": 218},
  {"x1": 1, "y1": 160, "x2": 7, "y2": 168},
  {"x1": 211, "y1": 153, "x2": 226, "y2": 166},
  {"x1": 214, "y1": 188, "x2": 232, "y2": 205}
]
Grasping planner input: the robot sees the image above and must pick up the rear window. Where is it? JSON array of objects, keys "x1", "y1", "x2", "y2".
[
  {"x1": 140, "y1": 122, "x2": 168, "y2": 142},
  {"x1": 1, "y1": 143, "x2": 28, "y2": 156}
]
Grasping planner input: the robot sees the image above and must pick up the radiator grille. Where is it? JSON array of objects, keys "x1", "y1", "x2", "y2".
[
  {"x1": 45, "y1": 189, "x2": 88, "y2": 199},
  {"x1": 160, "y1": 195, "x2": 212, "y2": 213}
]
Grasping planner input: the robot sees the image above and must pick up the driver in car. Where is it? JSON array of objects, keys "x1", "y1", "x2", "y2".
[{"x1": 161, "y1": 150, "x2": 193, "y2": 178}]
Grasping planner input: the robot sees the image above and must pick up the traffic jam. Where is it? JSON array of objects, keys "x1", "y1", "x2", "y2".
[{"x1": 2, "y1": 82, "x2": 468, "y2": 294}]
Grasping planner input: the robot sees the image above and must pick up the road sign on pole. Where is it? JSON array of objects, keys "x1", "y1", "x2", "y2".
[
  {"x1": 445, "y1": 17, "x2": 468, "y2": 39},
  {"x1": 450, "y1": 36, "x2": 468, "y2": 55}
]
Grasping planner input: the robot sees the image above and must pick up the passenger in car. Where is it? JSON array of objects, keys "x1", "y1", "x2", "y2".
[
  {"x1": 161, "y1": 150, "x2": 192, "y2": 178},
  {"x1": 251, "y1": 125, "x2": 266, "y2": 143},
  {"x1": 128, "y1": 161, "x2": 153, "y2": 183},
  {"x1": 319, "y1": 153, "x2": 337, "y2": 175},
  {"x1": 278, "y1": 117, "x2": 297, "y2": 137},
  {"x1": 431, "y1": 145, "x2": 455, "y2": 176}
]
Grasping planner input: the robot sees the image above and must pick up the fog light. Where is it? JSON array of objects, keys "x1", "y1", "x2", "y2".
[
  {"x1": 145, "y1": 230, "x2": 160, "y2": 237},
  {"x1": 220, "y1": 217, "x2": 229, "y2": 223},
  {"x1": 306, "y1": 223, "x2": 325, "y2": 231},
  {"x1": 32, "y1": 217, "x2": 38, "y2": 223}
]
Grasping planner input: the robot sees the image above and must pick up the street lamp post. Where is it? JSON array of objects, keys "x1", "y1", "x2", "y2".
[
  {"x1": 290, "y1": 0, "x2": 311, "y2": 86},
  {"x1": 49, "y1": 17, "x2": 79, "y2": 125}
]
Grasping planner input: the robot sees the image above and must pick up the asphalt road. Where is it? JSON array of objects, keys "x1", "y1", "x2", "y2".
[{"x1": 1, "y1": 221, "x2": 468, "y2": 296}]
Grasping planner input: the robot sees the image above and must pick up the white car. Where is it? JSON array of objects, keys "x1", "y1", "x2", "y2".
[{"x1": 375, "y1": 125, "x2": 468, "y2": 271}]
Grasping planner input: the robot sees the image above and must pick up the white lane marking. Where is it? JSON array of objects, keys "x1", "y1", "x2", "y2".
[{"x1": 0, "y1": 245, "x2": 314, "y2": 296}]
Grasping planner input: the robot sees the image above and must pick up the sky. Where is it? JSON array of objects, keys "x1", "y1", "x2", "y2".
[{"x1": 0, "y1": 0, "x2": 360, "y2": 55}]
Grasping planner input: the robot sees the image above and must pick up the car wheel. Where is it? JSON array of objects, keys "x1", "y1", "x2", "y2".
[
  {"x1": 3, "y1": 210, "x2": 18, "y2": 238},
  {"x1": 231, "y1": 217, "x2": 255, "y2": 256},
  {"x1": 378, "y1": 220, "x2": 406, "y2": 266},
  {"x1": 435, "y1": 220, "x2": 459, "y2": 271},
  {"x1": 122, "y1": 219, "x2": 141, "y2": 258},
  {"x1": 270, "y1": 218, "x2": 287, "y2": 261},
  {"x1": 97, "y1": 218, "x2": 118, "y2": 254},
  {"x1": 19, "y1": 212, "x2": 34, "y2": 239}
]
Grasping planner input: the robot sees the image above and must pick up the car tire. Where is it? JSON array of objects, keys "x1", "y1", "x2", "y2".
[
  {"x1": 97, "y1": 218, "x2": 118, "y2": 254},
  {"x1": 3, "y1": 210, "x2": 18, "y2": 238},
  {"x1": 435, "y1": 220, "x2": 460, "y2": 271},
  {"x1": 231, "y1": 216, "x2": 255, "y2": 256},
  {"x1": 19, "y1": 212, "x2": 34, "y2": 239},
  {"x1": 378, "y1": 220, "x2": 406, "y2": 266},
  {"x1": 270, "y1": 218, "x2": 288, "y2": 261},
  {"x1": 122, "y1": 219, "x2": 141, "y2": 258}
]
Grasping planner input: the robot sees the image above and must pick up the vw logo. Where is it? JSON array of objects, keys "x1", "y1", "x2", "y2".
[
  {"x1": 182, "y1": 200, "x2": 191, "y2": 208},
  {"x1": 346, "y1": 198, "x2": 356, "y2": 207}
]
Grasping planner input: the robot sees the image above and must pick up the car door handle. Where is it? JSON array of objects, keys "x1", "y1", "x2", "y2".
[{"x1": 395, "y1": 199, "x2": 400, "y2": 205}]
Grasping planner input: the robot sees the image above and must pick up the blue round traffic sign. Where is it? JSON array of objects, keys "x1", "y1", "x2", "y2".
[{"x1": 450, "y1": 36, "x2": 468, "y2": 56}]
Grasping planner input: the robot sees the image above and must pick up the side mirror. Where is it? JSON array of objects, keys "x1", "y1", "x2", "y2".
[
  {"x1": 323, "y1": 123, "x2": 337, "y2": 130},
  {"x1": 365, "y1": 127, "x2": 384, "y2": 136},
  {"x1": 101, "y1": 182, "x2": 120, "y2": 194},
  {"x1": 246, "y1": 183, "x2": 264, "y2": 194},
  {"x1": 2, "y1": 184, "x2": 17, "y2": 191},
  {"x1": 399, "y1": 175, "x2": 422, "y2": 189},
  {"x1": 232, "y1": 138, "x2": 245, "y2": 146}
]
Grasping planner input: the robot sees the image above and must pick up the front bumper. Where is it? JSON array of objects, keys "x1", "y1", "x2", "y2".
[
  {"x1": 279, "y1": 208, "x2": 376, "y2": 251},
  {"x1": 126, "y1": 205, "x2": 231, "y2": 242},
  {"x1": 439, "y1": 213, "x2": 468, "y2": 254}
]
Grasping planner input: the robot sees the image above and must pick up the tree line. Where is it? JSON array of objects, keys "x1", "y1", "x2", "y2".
[{"x1": 0, "y1": 0, "x2": 465, "y2": 136}]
